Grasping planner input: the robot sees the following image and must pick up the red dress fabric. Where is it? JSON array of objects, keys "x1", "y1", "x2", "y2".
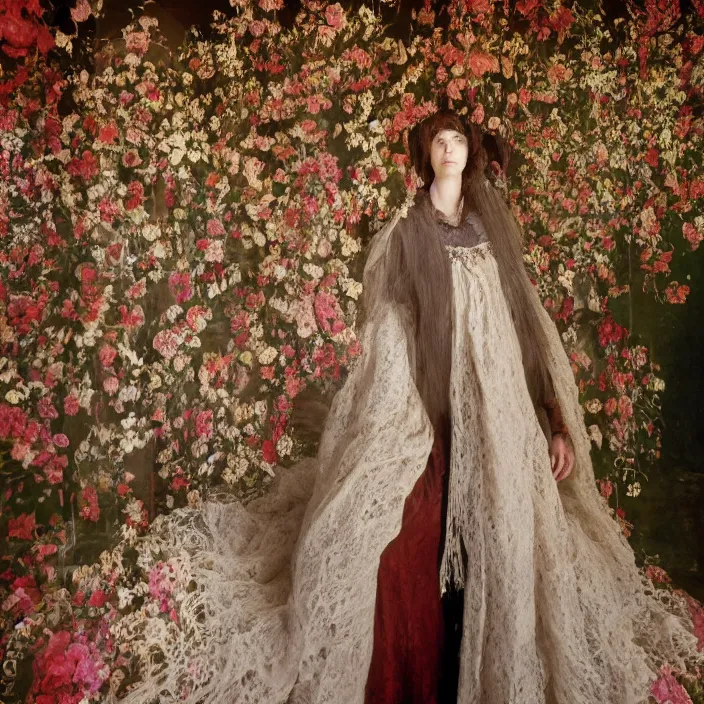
[{"x1": 364, "y1": 421, "x2": 463, "y2": 704}]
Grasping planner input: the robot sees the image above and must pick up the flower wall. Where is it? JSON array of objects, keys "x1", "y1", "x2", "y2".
[{"x1": 1, "y1": 0, "x2": 704, "y2": 700}]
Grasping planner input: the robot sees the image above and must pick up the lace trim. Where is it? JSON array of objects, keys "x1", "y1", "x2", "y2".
[{"x1": 445, "y1": 240, "x2": 493, "y2": 265}]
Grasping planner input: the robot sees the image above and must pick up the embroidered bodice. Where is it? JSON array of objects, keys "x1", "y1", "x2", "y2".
[{"x1": 418, "y1": 188, "x2": 490, "y2": 249}]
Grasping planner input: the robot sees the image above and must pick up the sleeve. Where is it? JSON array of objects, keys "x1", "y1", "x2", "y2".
[{"x1": 543, "y1": 395, "x2": 570, "y2": 437}]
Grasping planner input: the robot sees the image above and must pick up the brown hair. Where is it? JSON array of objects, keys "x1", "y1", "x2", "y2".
[{"x1": 376, "y1": 109, "x2": 554, "y2": 437}]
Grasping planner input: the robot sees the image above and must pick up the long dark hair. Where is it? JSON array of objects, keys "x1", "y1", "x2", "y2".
[{"x1": 378, "y1": 109, "x2": 554, "y2": 437}]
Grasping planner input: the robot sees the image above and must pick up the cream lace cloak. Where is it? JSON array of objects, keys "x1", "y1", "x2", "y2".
[{"x1": 118, "y1": 208, "x2": 703, "y2": 704}]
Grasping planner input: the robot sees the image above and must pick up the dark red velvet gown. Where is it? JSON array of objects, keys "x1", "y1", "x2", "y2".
[{"x1": 363, "y1": 418, "x2": 464, "y2": 704}]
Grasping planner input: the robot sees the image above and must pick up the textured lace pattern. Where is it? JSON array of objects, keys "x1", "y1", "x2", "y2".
[
  {"x1": 439, "y1": 240, "x2": 701, "y2": 703},
  {"x1": 118, "y1": 211, "x2": 703, "y2": 704}
]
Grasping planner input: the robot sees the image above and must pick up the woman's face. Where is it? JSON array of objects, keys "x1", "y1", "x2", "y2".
[{"x1": 429, "y1": 128, "x2": 469, "y2": 179}]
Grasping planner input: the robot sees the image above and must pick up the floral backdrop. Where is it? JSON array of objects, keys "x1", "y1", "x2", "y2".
[{"x1": 1, "y1": 0, "x2": 704, "y2": 701}]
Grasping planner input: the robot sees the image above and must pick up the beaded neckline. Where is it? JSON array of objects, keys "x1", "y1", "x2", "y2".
[{"x1": 445, "y1": 240, "x2": 493, "y2": 266}]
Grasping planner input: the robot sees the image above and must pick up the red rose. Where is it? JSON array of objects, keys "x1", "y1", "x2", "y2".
[
  {"x1": 88, "y1": 589, "x2": 109, "y2": 608},
  {"x1": 9, "y1": 512, "x2": 36, "y2": 540},
  {"x1": 262, "y1": 439, "x2": 278, "y2": 464}
]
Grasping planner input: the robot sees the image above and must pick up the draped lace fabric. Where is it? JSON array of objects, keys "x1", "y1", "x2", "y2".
[{"x1": 118, "y1": 205, "x2": 703, "y2": 704}]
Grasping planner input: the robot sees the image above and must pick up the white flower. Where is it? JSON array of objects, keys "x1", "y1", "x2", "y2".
[
  {"x1": 269, "y1": 296, "x2": 289, "y2": 315},
  {"x1": 117, "y1": 587, "x2": 134, "y2": 609},
  {"x1": 204, "y1": 240, "x2": 224, "y2": 263},
  {"x1": 584, "y1": 398, "x2": 603, "y2": 414},
  {"x1": 303, "y1": 262, "x2": 324, "y2": 280},
  {"x1": 4, "y1": 390, "x2": 21, "y2": 404},
  {"x1": 648, "y1": 376, "x2": 666, "y2": 392},
  {"x1": 342, "y1": 278, "x2": 363, "y2": 300},
  {"x1": 165, "y1": 305, "x2": 183, "y2": 323},
  {"x1": 276, "y1": 434, "x2": 293, "y2": 457},
  {"x1": 121, "y1": 413, "x2": 137, "y2": 430},
  {"x1": 626, "y1": 482, "x2": 642, "y2": 498},
  {"x1": 587, "y1": 424, "x2": 603, "y2": 449},
  {"x1": 142, "y1": 223, "x2": 161, "y2": 242},
  {"x1": 258, "y1": 346, "x2": 278, "y2": 365},
  {"x1": 169, "y1": 148, "x2": 185, "y2": 166}
]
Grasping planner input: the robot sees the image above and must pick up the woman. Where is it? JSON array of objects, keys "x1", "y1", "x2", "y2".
[
  {"x1": 363, "y1": 109, "x2": 576, "y2": 704},
  {"x1": 120, "y1": 109, "x2": 702, "y2": 704}
]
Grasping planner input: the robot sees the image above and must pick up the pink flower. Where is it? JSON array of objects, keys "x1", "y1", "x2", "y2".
[
  {"x1": 87, "y1": 589, "x2": 109, "y2": 608},
  {"x1": 71, "y1": 0, "x2": 92, "y2": 23},
  {"x1": 67, "y1": 150, "x2": 99, "y2": 181},
  {"x1": 617, "y1": 395, "x2": 633, "y2": 420},
  {"x1": 32, "y1": 630, "x2": 109, "y2": 697},
  {"x1": 248, "y1": 20, "x2": 267, "y2": 37},
  {"x1": 153, "y1": 328, "x2": 181, "y2": 360},
  {"x1": 599, "y1": 479, "x2": 614, "y2": 499},
  {"x1": 682, "y1": 592, "x2": 704, "y2": 650},
  {"x1": 598, "y1": 317, "x2": 624, "y2": 348},
  {"x1": 63, "y1": 394, "x2": 80, "y2": 416},
  {"x1": 126, "y1": 279, "x2": 147, "y2": 300},
  {"x1": 195, "y1": 409, "x2": 214, "y2": 440},
  {"x1": 325, "y1": 3, "x2": 347, "y2": 30},
  {"x1": 341, "y1": 45, "x2": 371, "y2": 69},
  {"x1": 35, "y1": 543, "x2": 58, "y2": 559},
  {"x1": 206, "y1": 219, "x2": 225, "y2": 236},
  {"x1": 314, "y1": 291, "x2": 345, "y2": 335},
  {"x1": 37, "y1": 395, "x2": 59, "y2": 420},
  {"x1": 471, "y1": 104, "x2": 485, "y2": 124},
  {"x1": 244, "y1": 291, "x2": 266, "y2": 310},
  {"x1": 125, "y1": 180, "x2": 145, "y2": 210},
  {"x1": 122, "y1": 149, "x2": 142, "y2": 168},
  {"x1": 683, "y1": 222, "x2": 703, "y2": 250},
  {"x1": 79, "y1": 486, "x2": 100, "y2": 522},
  {"x1": 604, "y1": 397, "x2": 617, "y2": 416},
  {"x1": 203, "y1": 239, "x2": 224, "y2": 263},
  {"x1": 186, "y1": 305, "x2": 212, "y2": 333},
  {"x1": 33, "y1": 631, "x2": 73, "y2": 691},
  {"x1": 10, "y1": 442, "x2": 30, "y2": 461},
  {"x1": 97, "y1": 121, "x2": 119, "y2": 145},
  {"x1": 368, "y1": 166, "x2": 387, "y2": 184},
  {"x1": 9, "y1": 512, "x2": 36, "y2": 540},
  {"x1": 645, "y1": 565, "x2": 672, "y2": 584},
  {"x1": 69, "y1": 641, "x2": 107, "y2": 693},
  {"x1": 549, "y1": 7, "x2": 575, "y2": 34},
  {"x1": 0, "y1": 4, "x2": 55, "y2": 58},
  {"x1": 467, "y1": 51, "x2": 499, "y2": 78},
  {"x1": 125, "y1": 29, "x2": 150, "y2": 55},
  {"x1": 665, "y1": 282, "x2": 690, "y2": 304},
  {"x1": 0, "y1": 403, "x2": 27, "y2": 438},
  {"x1": 53, "y1": 433, "x2": 70, "y2": 448},
  {"x1": 516, "y1": 0, "x2": 540, "y2": 15},
  {"x1": 103, "y1": 376, "x2": 119, "y2": 395},
  {"x1": 650, "y1": 664, "x2": 693, "y2": 704},
  {"x1": 168, "y1": 272, "x2": 193, "y2": 304},
  {"x1": 99, "y1": 344, "x2": 117, "y2": 368}
]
